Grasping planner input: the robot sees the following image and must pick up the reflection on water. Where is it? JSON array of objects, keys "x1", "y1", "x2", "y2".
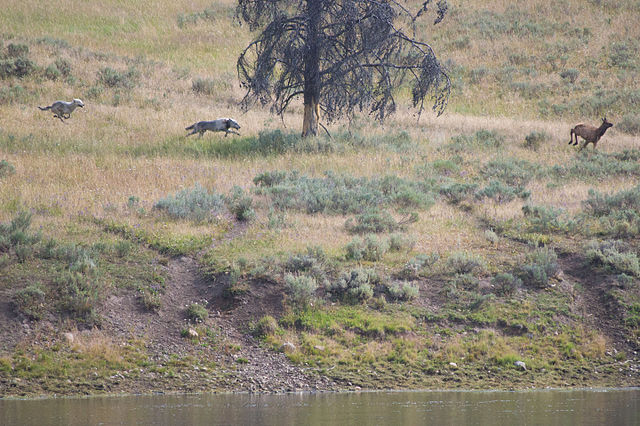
[{"x1": 2, "y1": 388, "x2": 639, "y2": 426}]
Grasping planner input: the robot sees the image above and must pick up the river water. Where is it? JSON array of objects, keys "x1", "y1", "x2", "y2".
[{"x1": 1, "y1": 388, "x2": 638, "y2": 426}]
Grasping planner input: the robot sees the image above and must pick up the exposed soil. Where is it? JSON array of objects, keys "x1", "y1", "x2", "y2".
[
  {"x1": 2, "y1": 250, "x2": 639, "y2": 397},
  {"x1": 99, "y1": 256, "x2": 338, "y2": 394},
  {"x1": 558, "y1": 251, "x2": 638, "y2": 355}
]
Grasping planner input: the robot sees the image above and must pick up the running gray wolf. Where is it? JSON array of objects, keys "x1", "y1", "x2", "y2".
[
  {"x1": 185, "y1": 118, "x2": 241, "y2": 138},
  {"x1": 569, "y1": 117, "x2": 613, "y2": 151},
  {"x1": 38, "y1": 99, "x2": 85, "y2": 123}
]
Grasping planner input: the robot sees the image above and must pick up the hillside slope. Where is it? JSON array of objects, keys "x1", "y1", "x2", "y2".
[{"x1": 1, "y1": 0, "x2": 639, "y2": 396}]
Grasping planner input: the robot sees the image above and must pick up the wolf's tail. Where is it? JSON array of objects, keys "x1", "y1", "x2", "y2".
[
  {"x1": 38, "y1": 105, "x2": 51, "y2": 111},
  {"x1": 185, "y1": 123, "x2": 195, "y2": 131}
]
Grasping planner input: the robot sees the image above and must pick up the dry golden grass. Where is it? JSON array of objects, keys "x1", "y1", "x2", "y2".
[
  {"x1": 70, "y1": 330, "x2": 125, "y2": 364},
  {"x1": 1, "y1": 0, "x2": 640, "y2": 261}
]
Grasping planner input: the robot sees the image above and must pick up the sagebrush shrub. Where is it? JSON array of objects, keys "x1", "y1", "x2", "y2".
[
  {"x1": 191, "y1": 77, "x2": 216, "y2": 95},
  {"x1": 524, "y1": 131, "x2": 549, "y2": 150},
  {"x1": 225, "y1": 186, "x2": 255, "y2": 222},
  {"x1": 54, "y1": 58, "x2": 71, "y2": 77},
  {"x1": 559, "y1": 69, "x2": 579, "y2": 84},
  {"x1": 154, "y1": 183, "x2": 225, "y2": 222},
  {"x1": 0, "y1": 85, "x2": 26, "y2": 104},
  {"x1": 284, "y1": 246, "x2": 328, "y2": 284},
  {"x1": 480, "y1": 158, "x2": 537, "y2": 188},
  {"x1": 388, "y1": 233, "x2": 416, "y2": 252},
  {"x1": 447, "y1": 129, "x2": 504, "y2": 152},
  {"x1": 345, "y1": 235, "x2": 389, "y2": 262},
  {"x1": 13, "y1": 283, "x2": 46, "y2": 320},
  {"x1": 522, "y1": 204, "x2": 568, "y2": 233},
  {"x1": 583, "y1": 185, "x2": 640, "y2": 216},
  {"x1": 253, "y1": 170, "x2": 434, "y2": 215},
  {"x1": 552, "y1": 151, "x2": 640, "y2": 181},
  {"x1": 0, "y1": 57, "x2": 35, "y2": 79},
  {"x1": 344, "y1": 210, "x2": 398, "y2": 234},
  {"x1": 446, "y1": 251, "x2": 487, "y2": 275},
  {"x1": 584, "y1": 240, "x2": 640, "y2": 277},
  {"x1": 345, "y1": 237, "x2": 365, "y2": 261},
  {"x1": 0, "y1": 211, "x2": 40, "y2": 253},
  {"x1": 0, "y1": 159, "x2": 15, "y2": 178},
  {"x1": 492, "y1": 273, "x2": 522, "y2": 296},
  {"x1": 328, "y1": 268, "x2": 376, "y2": 303},
  {"x1": 399, "y1": 253, "x2": 440, "y2": 279},
  {"x1": 98, "y1": 66, "x2": 139, "y2": 89},
  {"x1": 439, "y1": 182, "x2": 478, "y2": 204},
  {"x1": 519, "y1": 247, "x2": 558, "y2": 288},
  {"x1": 617, "y1": 114, "x2": 640, "y2": 135},
  {"x1": 385, "y1": 281, "x2": 419, "y2": 301},
  {"x1": 285, "y1": 273, "x2": 318, "y2": 308},
  {"x1": 56, "y1": 271, "x2": 101, "y2": 324},
  {"x1": 7, "y1": 43, "x2": 29, "y2": 58},
  {"x1": 476, "y1": 180, "x2": 529, "y2": 203}
]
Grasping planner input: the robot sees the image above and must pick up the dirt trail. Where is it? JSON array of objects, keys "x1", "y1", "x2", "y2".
[
  {"x1": 558, "y1": 253, "x2": 637, "y2": 354},
  {"x1": 101, "y1": 256, "x2": 337, "y2": 392}
]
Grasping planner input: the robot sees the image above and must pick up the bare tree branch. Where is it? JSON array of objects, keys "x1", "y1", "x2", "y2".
[{"x1": 237, "y1": 0, "x2": 451, "y2": 130}]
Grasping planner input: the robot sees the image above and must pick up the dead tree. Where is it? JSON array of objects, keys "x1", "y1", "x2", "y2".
[{"x1": 237, "y1": 0, "x2": 451, "y2": 137}]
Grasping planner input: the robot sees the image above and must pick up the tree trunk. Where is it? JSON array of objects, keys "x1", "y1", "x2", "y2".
[
  {"x1": 302, "y1": 98, "x2": 320, "y2": 137},
  {"x1": 301, "y1": 0, "x2": 321, "y2": 137}
]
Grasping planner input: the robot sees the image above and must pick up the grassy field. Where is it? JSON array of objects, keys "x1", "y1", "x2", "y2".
[{"x1": 1, "y1": 0, "x2": 639, "y2": 395}]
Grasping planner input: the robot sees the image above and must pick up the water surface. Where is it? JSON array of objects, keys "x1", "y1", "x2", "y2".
[{"x1": 2, "y1": 388, "x2": 638, "y2": 426}]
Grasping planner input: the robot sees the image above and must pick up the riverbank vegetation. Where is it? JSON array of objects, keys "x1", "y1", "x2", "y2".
[{"x1": 1, "y1": 0, "x2": 639, "y2": 396}]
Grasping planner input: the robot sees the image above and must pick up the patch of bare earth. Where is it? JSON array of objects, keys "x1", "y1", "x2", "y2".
[
  {"x1": 558, "y1": 252, "x2": 639, "y2": 355},
  {"x1": 100, "y1": 256, "x2": 337, "y2": 393}
]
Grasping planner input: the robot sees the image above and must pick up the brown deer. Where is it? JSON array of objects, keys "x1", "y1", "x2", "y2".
[{"x1": 569, "y1": 117, "x2": 613, "y2": 151}]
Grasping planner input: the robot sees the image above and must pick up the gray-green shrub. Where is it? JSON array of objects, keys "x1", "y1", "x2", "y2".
[
  {"x1": 480, "y1": 158, "x2": 537, "y2": 188},
  {"x1": 388, "y1": 233, "x2": 416, "y2": 252},
  {"x1": 285, "y1": 273, "x2": 318, "y2": 308},
  {"x1": 284, "y1": 246, "x2": 328, "y2": 285},
  {"x1": 519, "y1": 247, "x2": 558, "y2": 288},
  {"x1": 446, "y1": 129, "x2": 504, "y2": 152},
  {"x1": 328, "y1": 268, "x2": 376, "y2": 303},
  {"x1": 522, "y1": 204, "x2": 568, "y2": 233},
  {"x1": 524, "y1": 131, "x2": 549, "y2": 151},
  {"x1": 98, "y1": 66, "x2": 139, "y2": 89},
  {"x1": 254, "y1": 170, "x2": 434, "y2": 215},
  {"x1": 55, "y1": 271, "x2": 101, "y2": 325},
  {"x1": 0, "y1": 57, "x2": 35, "y2": 79},
  {"x1": 225, "y1": 186, "x2": 255, "y2": 222},
  {"x1": 617, "y1": 114, "x2": 640, "y2": 135},
  {"x1": 0, "y1": 84, "x2": 26, "y2": 104},
  {"x1": 399, "y1": 253, "x2": 440, "y2": 279},
  {"x1": 584, "y1": 240, "x2": 640, "y2": 277},
  {"x1": 191, "y1": 77, "x2": 216, "y2": 95},
  {"x1": 345, "y1": 210, "x2": 398, "y2": 234},
  {"x1": 385, "y1": 281, "x2": 419, "y2": 301},
  {"x1": 345, "y1": 235, "x2": 389, "y2": 262},
  {"x1": 439, "y1": 182, "x2": 478, "y2": 204},
  {"x1": 0, "y1": 159, "x2": 15, "y2": 178},
  {"x1": 0, "y1": 211, "x2": 40, "y2": 253},
  {"x1": 54, "y1": 58, "x2": 71, "y2": 77},
  {"x1": 153, "y1": 183, "x2": 225, "y2": 222},
  {"x1": 7, "y1": 43, "x2": 29, "y2": 58},
  {"x1": 446, "y1": 251, "x2": 487, "y2": 275},
  {"x1": 492, "y1": 273, "x2": 522, "y2": 296},
  {"x1": 13, "y1": 282, "x2": 46, "y2": 320},
  {"x1": 476, "y1": 180, "x2": 529, "y2": 203}
]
